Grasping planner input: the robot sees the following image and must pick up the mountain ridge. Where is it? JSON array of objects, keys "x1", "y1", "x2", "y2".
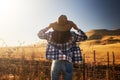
[{"x1": 85, "y1": 28, "x2": 120, "y2": 44}]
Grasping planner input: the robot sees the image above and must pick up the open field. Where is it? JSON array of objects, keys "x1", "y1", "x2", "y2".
[
  {"x1": 0, "y1": 42, "x2": 120, "y2": 63},
  {"x1": 80, "y1": 42, "x2": 120, "y2": 64},
  {"x1": 0, "y1": 42, "x2": 120, "y2": 80},
  {"x1": 0, "y1": 56, "x2": 120, "y2": 80}
]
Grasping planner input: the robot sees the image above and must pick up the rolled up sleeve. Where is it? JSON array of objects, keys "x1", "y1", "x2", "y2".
[
  {"x1": 72, "y1": 29, "x2": 87, "y2": 42},
  {"x1": 37, "y1": 27, "x2": 51, "y2": 40}
]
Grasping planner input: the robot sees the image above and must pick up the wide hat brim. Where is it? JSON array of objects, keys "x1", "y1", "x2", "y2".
[{"x1": 52, "y1": 24, "x2": 72, "y2": 31}]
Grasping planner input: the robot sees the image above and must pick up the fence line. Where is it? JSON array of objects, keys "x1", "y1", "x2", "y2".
[{"x1": 0, "y1": 48, "x2": 120, "y2": 80}]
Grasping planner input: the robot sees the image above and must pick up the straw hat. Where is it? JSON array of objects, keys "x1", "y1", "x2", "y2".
[{"x1": 52, "y1": 15, "x2": 72, "y2": 31}]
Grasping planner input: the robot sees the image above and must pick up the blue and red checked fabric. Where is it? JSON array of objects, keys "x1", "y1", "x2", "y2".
[{"x1": 38, "y1": 27, "x2": 87, "y2": 63}]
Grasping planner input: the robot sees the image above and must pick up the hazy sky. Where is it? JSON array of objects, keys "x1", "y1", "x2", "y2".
[{"x1": 0, "y1": 0, "x2": 120, "y2": 46}]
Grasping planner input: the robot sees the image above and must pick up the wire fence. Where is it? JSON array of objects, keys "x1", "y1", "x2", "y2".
[{"x1": 0, "y1": 47, "x2": 120, "y2": 80}]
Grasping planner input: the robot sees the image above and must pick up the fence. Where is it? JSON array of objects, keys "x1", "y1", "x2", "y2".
[
  {"x1": 0, "y1": 47, "x2": 120, "y2": 80},
  {"x1": 81, "y1": 50, "x2": 120, "y2": 80}
]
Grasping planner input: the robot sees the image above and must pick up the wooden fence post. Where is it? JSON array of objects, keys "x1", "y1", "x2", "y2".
[
  {"x1": 112, "y1": 51, "x2": 115, "y2": 80},
  {"x1": 83, "y1": 54, "x2": 85, "y2": 80},
  {"x1": 93, "y1": 50, "x2": 96, "y2": 79},
  {"x1": 93, "y1": 50, "x2": 96, "y2": 64},
  {"x1": 106, "y1": 52, "x2": 110, "y2": 80}
]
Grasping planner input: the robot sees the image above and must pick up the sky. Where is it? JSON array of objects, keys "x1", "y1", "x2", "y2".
[{"x1": 0, "y1": 0, "x2": 120, "y2": 46}]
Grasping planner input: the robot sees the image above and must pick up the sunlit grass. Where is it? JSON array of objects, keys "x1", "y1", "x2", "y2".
[{"x1": 0, "y1": 41, "x2": 120, "y2": 80}]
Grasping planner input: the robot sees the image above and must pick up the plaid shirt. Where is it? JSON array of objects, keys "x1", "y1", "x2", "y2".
[{"x1": 38, "y1": 27, "x2": 87, "y2": 63}]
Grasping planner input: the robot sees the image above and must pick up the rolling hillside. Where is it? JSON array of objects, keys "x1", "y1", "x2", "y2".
[{"x1": 85, "y1": 29, "x2": 120, "y2": 45}]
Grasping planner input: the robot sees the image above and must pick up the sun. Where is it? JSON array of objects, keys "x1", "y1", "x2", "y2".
[{"x1": 0, "y1": 0, "x2": 12, "y2": 10}]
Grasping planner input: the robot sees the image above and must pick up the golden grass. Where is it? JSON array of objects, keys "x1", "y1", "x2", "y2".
[
  {"x1": 0, "y1": 42, "x2": 120, "y2": 64},
  {"x1": 80, "y1": 42, "x2": 120, "y2": 64}
]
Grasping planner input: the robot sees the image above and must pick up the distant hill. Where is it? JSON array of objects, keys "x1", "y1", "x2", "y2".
[
  {"x1": 85, "y1": 29, "x2": 120, "y2": 44},
  {"x1": 35, "y1": 29, "x2": 120, "y2": 46}
]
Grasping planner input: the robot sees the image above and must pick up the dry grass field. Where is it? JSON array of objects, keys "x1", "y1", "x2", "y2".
[
  {"x1": 80, "y1": 42, "x2": 120, "y2": 64},
  {"x1": 0, "y1": 42, "x2": 120, "y2": 80},
  {"x1": 0, "y1": 42, "x2": 119, "y2": 63}
]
